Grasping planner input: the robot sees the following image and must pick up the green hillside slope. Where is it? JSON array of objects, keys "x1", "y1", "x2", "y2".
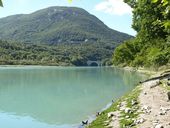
[{"x1": 0, "y1": 6, "x2": 132, "y2": 44}]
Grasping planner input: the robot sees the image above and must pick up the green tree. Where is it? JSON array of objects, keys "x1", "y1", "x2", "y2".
[
  {"x1": 0, "y1": 0, "x2": 3, "y2": 7},
  {"x1": 151, "y1": 0, "x2": 170, "y2": 33},
  {"x1": 113, "y1": 0, "x2": 170, "y2": 67},
  {"x1": 124, "y1": 0, "x2": 169, "y2": 40}
]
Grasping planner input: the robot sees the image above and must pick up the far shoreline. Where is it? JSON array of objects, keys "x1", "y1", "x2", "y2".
[{"x1": 0, "y1": 65, "x2": 114, "y2": 68}]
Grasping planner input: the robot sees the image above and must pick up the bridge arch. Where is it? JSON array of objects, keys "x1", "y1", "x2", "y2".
[{"x1": 87, "y1": 60, "x2": 102, "y2": 66}]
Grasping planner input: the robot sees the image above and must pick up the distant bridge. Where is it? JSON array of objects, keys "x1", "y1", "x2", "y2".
[{"x1": 87, "y1": 60, "x2": 102, "y2": 66}]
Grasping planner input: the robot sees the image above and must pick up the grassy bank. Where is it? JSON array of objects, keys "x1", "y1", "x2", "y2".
[{"x1": 87, "y1": 85, "x2": 142, "y2": 128}]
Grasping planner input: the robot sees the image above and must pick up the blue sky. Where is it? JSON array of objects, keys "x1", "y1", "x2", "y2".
[{"x1": 0, "y1": 0, "x2": 136, "y2": 36}]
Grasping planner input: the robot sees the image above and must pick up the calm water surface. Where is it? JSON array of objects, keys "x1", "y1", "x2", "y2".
[{"x1": 0, "y1": 66, "x2": 147, "y2": 128}]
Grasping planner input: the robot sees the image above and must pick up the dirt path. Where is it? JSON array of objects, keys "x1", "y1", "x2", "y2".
[{"x1": 137, "y1": 80, "x2": 170, "y2": 128}]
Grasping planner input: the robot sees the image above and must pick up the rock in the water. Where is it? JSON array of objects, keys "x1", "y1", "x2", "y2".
[
  {"x1": 96, "y1": 112, "x2": 100, "y2": 116},
  {"x1": 82, "y1": 120, "x2": 88, "y2": 125},
  {"x1": 155, "y1": 124, "x2": 164, "y2": 128}
]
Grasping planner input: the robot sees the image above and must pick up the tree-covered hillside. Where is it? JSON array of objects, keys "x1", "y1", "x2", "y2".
[
  {"x1": 0, "y1": 40, "x2": 115, "y2": 66},
  {"x1": 0, "y1": 6, "x2": 132, "y2": 44},
  {"x1": 113, "y1": 0, "x2": 170, "y2": 68}
]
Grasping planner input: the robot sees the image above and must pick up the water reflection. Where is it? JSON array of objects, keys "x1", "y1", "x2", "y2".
[{"x1": 0, "y1": 67, "x2": 147, "y2": 127}]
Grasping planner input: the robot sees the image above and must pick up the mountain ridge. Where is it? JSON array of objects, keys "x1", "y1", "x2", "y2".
[{"x1": 0, "y1": 6, "x2": 133, "y2": 44}]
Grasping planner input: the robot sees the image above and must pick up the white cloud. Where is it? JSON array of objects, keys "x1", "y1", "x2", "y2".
[{"x1": 94, "y1": 0, "x2": 132, "y2": 16}]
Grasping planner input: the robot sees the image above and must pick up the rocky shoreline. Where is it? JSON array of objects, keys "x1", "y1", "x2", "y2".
[{"x1": 87, "y1": 69, "x2": 170, "y2": 128}]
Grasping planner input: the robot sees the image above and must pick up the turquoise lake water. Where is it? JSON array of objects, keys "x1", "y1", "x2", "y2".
[{"x1": 0, "y1": 66, "x2": 146, "y2": 128}]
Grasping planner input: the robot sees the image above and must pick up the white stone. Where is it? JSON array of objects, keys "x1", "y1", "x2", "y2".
[
  {"x1": 155, "y1": 124, "x2": 164, "y2": 128},
  {"x1": 139, "y1": 118, "x2": 145, "y2": 123},
  {"x1": 131, "y1": 100, "x2": 137, "y2": 106},
  {"x1": 159, "y1": 110, "x2": 166, "y2": 115},
  {"x1": 124, "y1": 108, "x2": 131, "y2": 113},
  {"x1": 142, "y1": 105, "x2": 149, "y2": 110},
  {"x1": 135, "y1": 118, "x2": 145, "y2": 124},
  {"x1": 107, "y1": 112, "x2": 115, "y2": 118},
  {"x1": 125, "y1": 115, "x2": 129, "y2": 118},
  {"x1": 142, "y1": 105, "x2": 151, "y2": 113},
  {"x1": 117, "y1": 104, "x2": 120, "y2": 108},
  {"x1": 153, "y1": 120, "x2": 159, "y2": 123},
  {"x1": 144, "y1": 92, "x2": 147, "y2": 95}
]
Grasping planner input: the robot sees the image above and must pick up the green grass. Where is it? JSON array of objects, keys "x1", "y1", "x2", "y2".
[
  {"x1": 87, "y1": 99, "x2": 120, "y2": 128},
  {"x1": 119, "y1": 86, "x2": 141, "y2": 128},
  {"x1": 160, "y1": 80, "x2": 170, "y2": 90}
]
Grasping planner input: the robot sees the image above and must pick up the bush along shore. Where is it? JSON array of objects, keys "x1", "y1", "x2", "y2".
[{"x1": 87, "y1": 69, "x2": 170, "y2": 128}]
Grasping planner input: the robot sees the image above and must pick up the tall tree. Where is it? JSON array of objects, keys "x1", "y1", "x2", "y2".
[{"x1": 113, "y1": 0, "x2": 170, "y2": 67}]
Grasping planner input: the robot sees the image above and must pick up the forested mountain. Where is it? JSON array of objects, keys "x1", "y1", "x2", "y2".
[
  {"x1": 0, "y1": 40, "x2": 115, "y2": 66},
  {"x1": 0, "y1": 6, "x2": 132, "y2": 44}
]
